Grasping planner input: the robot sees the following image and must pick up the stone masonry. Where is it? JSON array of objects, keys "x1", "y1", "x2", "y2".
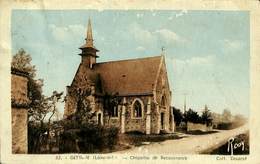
[{"x1": 11, "y1": 68, "x2": 30, "y2": 154}]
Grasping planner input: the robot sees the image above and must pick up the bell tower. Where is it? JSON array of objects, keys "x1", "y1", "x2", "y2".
[{"x1": 79, "y1": 18, "x2": 99, "y2": 68}]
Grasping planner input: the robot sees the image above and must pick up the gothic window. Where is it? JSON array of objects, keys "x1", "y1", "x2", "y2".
[
  {"x1": 111, "y1": 106, "x2": 118, "y2": 117},
  {"x1": 133, "y1": 100, "x2": 142, "y2": 118},
  {"x1": 161, "y1": 95, "x2": 166, "y2": 107},
  {"x1": 162, "y1": 78, "x2": 166, "y2": 87}
]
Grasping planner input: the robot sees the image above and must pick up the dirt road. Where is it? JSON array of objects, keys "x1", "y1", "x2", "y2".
[{"x1": 117, "y1": 124, "x2": 249, "y2": 154}]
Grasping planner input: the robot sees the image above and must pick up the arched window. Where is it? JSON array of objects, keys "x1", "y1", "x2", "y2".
[
  {"x1": 96, "y1": 112, "x2": 103, "y2": 125},
  {"x1": 133, "y1": 100, "x2": 142, "y2": 118},
  {"x1": 161, "y1": 95, "x2": 166, "y2": 107},
  {"x1": 111, "y1": 106, "x2": 118, "y2": 117}
]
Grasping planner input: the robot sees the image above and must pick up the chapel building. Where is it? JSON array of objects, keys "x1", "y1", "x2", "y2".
[{"x1": 64, "y1": 19, "x2": 174, "y2": 134}]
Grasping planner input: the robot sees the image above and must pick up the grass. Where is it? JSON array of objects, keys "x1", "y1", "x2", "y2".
[
  {"x1": 119, "y1": 131, "x2": 185, "y2": 147},
  {"x1": 204, "y1": 131, "x2": 249, "y2": 155}
]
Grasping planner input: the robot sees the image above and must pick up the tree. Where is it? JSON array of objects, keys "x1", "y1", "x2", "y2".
[
  {"x1": 172, "y1": 107, "x2": 183, "y2": 126},
  {"x1": 201, "y1": 105, "x2": 213, "y2": 126},
  {"x1": 185, "y1": 108, "x2": 200, "y2": 123},
  {"x1": 12, "y1": 48, "x2": 36, "y2": 78},
  {"x1": 46, "y1": 91, "x2": 63, "y2": 152},
  {"x1": 103, "y1": 92, "x2": 122, "y2": 125},
  {"x1": 222, "y1": 109, "x2": 232, "y2": 123},
  {"x1": 12, "y1": 48, "x2": 45, "y2": 123},
  {"x1": 12, "y1": 49, "x2": 64, "y2": 153},
  {"x1": 67, "y1": 83, "x2": 96, "y2": 125},
  {"x1": 46, "y1": 91, "x2": 63, "y2": 126},
  {"x1": 12, "y1": 49, "x2": 47, "y2": 153}
]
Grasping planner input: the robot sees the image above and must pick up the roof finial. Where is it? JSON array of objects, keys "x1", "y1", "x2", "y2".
[
  {"x1": 161, "y1": 46, "x2": 165, "y2": 55},
  {"x1": 86, "y1": 18, "x2": 94, "y2": 47}
]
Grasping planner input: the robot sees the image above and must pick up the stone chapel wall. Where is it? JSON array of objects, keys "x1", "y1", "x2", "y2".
[
  {"x1": 153, "y1": 60, "x2": 174, "y2": 133},
  {"x1": 124, "y1": 96, "x2": 150, "y2": 133}
]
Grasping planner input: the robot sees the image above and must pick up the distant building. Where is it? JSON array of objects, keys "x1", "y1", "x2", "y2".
[{"x1": 64, "y1": 19, "x2": 174, "y2": 134}]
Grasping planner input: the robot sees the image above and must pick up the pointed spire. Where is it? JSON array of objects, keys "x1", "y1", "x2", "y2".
[
  {"x1": 85, "y1": 18, "x2": 93, "y2": 47},
  {"x1": 79, "y1": 18, "x2": 99, "y2": 53}
]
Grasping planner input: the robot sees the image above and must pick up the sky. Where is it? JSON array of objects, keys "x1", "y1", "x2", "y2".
[{"x1": 12, "y1": 10, "x2": 249, "y2": 117}]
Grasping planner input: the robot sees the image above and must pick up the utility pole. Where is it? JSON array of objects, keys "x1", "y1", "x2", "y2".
[{"x1": 183, "y1": 92, "x2": 188, "y2": 114}]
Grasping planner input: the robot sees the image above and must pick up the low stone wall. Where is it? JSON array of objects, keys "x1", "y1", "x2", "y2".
[{"x1": 187, "y1": 122, "x2": 212, "y2": 132}]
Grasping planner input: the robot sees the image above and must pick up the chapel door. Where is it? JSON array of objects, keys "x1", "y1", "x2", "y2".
[{"x1": 98, "y1": 113, "x2": 102, "y2": 125}]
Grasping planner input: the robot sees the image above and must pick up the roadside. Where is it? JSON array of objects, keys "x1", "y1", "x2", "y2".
[
  {"x1": 115, "y1": 124, "x2": 249, "y2": 154},
  {"x1": 204, "y1": 131, "x2": 249, "y2": 155}
]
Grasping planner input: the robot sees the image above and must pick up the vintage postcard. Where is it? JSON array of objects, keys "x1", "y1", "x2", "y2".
[{"x1": 1, "y1": 0, "x2": 260, "y2": 163}]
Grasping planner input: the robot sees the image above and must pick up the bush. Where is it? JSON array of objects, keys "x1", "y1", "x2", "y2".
[
  {"x1": 121, "y1": 133, "x2": 182, "y2": 146},
  {"x1": 59, "y1": 123, "x2": 119, "y2": 153},
  {"x1": 217, "y1": 122, "x2": 233, "y2": 130},
  {"x1": 217, "y1": 121, "x2": 246, "y2": 130},
  {"x1": 28, "y1": 122, "x2": 48, "y2": 153}
]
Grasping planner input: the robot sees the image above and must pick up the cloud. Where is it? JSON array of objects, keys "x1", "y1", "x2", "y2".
[
  {"x1": 170, "y1": 55, "x2": 216, "y2": 74},
  {"x1": 155, "y1": 29, "x2": 187, "y2": 44},
  {"x1": 168, "y1": 16, "x2": 174, "y2": 20},
  {"x1": 130, "y1": 23, "x2": 187, "y2": 47},
  {"x1": 130, "y1": 23, "x2": 156, "y2": 46},
  {"x1": 136, "y1": 46, "x2": 146, "y2": 51},
  {"x1": 185, "y1": 55, "x2": 215, "y2": 65},
  {"x1": 222, "y1": 39, "x2": 244, "y2": 50},
  {"x1": 176, "y1": 9, "x2": 188, "y2": 18},
  {"x1": 136, "y1": 13, "x2": 144, "y2": 18},
  {"x1": 48, "y1": 24, "x2": 85, "y2": 42}
]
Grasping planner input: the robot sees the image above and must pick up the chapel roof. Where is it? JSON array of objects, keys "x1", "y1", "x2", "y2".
[
  {"x1": 72, "y1": 19, "x2": 165, "y2": 96},
  {"x1": 92, "y1": 55, "x2": 163, "y2": 96}
]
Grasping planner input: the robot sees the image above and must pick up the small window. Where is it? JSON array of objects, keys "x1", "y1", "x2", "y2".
[
  {"x1": 133, "y1": 100, "x2": 142, "y2": 118},
  {"x1": 161, "y1": 95, "x2": 166, "y2": 107},
  {"x1": 111, "y1": 106, "x2": 118, "y2": 117}
]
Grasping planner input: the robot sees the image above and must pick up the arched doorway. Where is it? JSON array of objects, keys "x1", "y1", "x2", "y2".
[
  {"x1": 161, "y1": 112, "x2": 165, "y2": 130},
  {"x1": 97, "y1": 112, "x2": 103, "y2": 125}
]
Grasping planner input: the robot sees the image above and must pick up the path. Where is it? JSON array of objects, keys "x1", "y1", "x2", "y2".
[{"x1": 116, "y1": 124, "x2": 249, "y2": 154}]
